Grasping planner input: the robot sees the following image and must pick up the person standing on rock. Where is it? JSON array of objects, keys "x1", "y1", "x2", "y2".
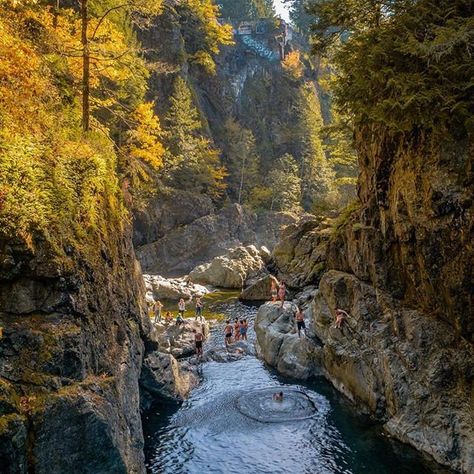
[
  {"x1": 335, "y1": 309, "x2": 349, "y2": 329},
  {"x1": 195, "y1": 297, "x2": 204, "y2": 322},
  {"x1": 234, "y1": 318, "x2": 241, "y2": 341},
  {"x1": 295, "y1": 306, "x2": 307, "y2": 338},
  {"x1": 278, "y1": 281, "x2": 287, "y2": 309},
  {"x1": 225, "y1": 320, "x2": 233, "y2": 346},
  {"x1": 240, "y1": 319, "x2": 248, "y2": 341},
  {"x1": 193, "y1": 329, "x2": 203, "y2": 357},
  {"x1": 178, "y1": 298, "x2": 186, "y2": 318},
  {"x1": 271, "y1": 279, "x2": 278, "y2": 302},
  {"x1": 153, "y1": 300, "x2": 163, "y2": 323}
]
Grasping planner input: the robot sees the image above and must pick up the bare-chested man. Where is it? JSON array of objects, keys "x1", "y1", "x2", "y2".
[
  {"x1": 193, "y1": 329, "x2": 203, "y2": 357},
  {"x1": 295, "y1": 306, "x2": 307, "y2": 338}
]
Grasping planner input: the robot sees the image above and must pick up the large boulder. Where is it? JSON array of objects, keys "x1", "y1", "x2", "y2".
[
  {"x1": 254, "y1": 302, "x2": 321, "y2": 379},
  {"x1": 240, "y1": 274, "x2": 279, "y2": 301},
  {"x1": 143, "y1": 274, "x2": 209, "y2": 301},
  {"x1": 311, "y1": 270, "x2": 474, "y2": 473},
  {"x1": 189, "y1": 245, "x2": 266, "y2": 289},
  {"x1": 140, "y1": 352, "x2": 199, "y2": 402},
  {"x1": 136, "y1": 203, "x2": 297, "y2": 275}
]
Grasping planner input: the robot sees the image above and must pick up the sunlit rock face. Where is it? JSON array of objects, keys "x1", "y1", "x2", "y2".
[{"x1": 265, "y1": 134, "x2": 474, "y2": 472}]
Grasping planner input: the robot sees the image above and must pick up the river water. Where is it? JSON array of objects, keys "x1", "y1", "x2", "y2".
[{"x1": 143, "y1": 294, "x2": 451, "y2": 474}]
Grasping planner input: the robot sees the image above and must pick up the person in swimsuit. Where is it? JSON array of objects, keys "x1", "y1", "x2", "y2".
[
  {"x1": 195, "y1": 297, "x2": 204, "y2": 322},
  {"x1": 273, "y1": 391, "x2": 284, "y2": 401},
  {"x1": 240, "y1": 319, "x2": 248, "y2": 341},
  {"x1": 224, "y1": 320, "x2": 233, "y2": 346},
  {"x1": 193, "y1": 329, "x2": 203, "y2": 357},
  {"x1": 271, "y1": 279, "x2": 278, "y2": 302},
  {"x1": 164, "y1": 311, "x2": 172, "y2": 323},
  {"x1": 153, "y1": 300, "x2": 163, "y2": 323},
  {"x1": 278, "y1": 281, "x2": 287, "y2": 309},
  {"x1": 295, "y1": 306, "x2": 307, "y2": 338},
  {"x1": 234, "y1": 318, "x2": 241, "y2": 341},
  {"x1": 178, "y1": 298, "x2": 186, "y2": 318},
  {"x1": 335, "y1": 308, "x2": 349, "y2": 329}
]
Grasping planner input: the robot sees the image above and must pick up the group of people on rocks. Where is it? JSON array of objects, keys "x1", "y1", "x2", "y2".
[
  {"x1": 224, "y1": 318, "x2": 249, "y2": 346},
  {"x1": 148, "y1": 276, "x2": 350, "y2": 358}
]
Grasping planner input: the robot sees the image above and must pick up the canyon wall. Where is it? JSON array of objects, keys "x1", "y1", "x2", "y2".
[
  {"x1": 264, "y1": 132, "x2": 474, "y2": 472},
  {"x1": 0, "y1": 227, "x2": 150, "y2": 473}
]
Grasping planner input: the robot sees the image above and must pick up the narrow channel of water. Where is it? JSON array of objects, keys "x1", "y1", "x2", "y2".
[{"x1": 143, "y1": 293, "x2": 452, "y2": 474}]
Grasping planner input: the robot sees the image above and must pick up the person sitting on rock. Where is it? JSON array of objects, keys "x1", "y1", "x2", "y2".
[
  {"x1": 271, "y1": 279, "x2": 278, "y2": 302},
  {"x1": 195, "y1": 297, "x2": 204, "y2": 322},
  {"x1": 164, "y1": 311, "x2": 172, "y2": 323},
  {"x1": 335, "y1": 309, "x2": 349, "y2": 329},
  {"x1": 295, "y1": 306, "x2": 307, "y2": 338},
  {"x1": 234, "y1": 318, "x2": 241, "y2": 341},
  {"x1": 176, "y1": 313, "x2": 184, "y2": 326},
  {"x1": 153, "y1": 300, "x2": 163, "y2": 323},
  {"x1": 278, "y1": 281, "x2": 287, "y2": 309},
  {"x1": 273, "y1": 391, "x2": 284, "y2": 402},
  {"x1": 178, "y1": 298, "x2": 186, "y2": 318},
  {"x1": 193, "y1": 329, "x2": 203, "y2": 357},
  {"x1": 224, "y1": 320, "x2": 233, "y2": 346}
]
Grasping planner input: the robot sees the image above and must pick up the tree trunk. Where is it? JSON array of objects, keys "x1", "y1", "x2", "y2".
[
  {"x1": 237, "y1": 154, "x2": 246, "y2": 205},
  {"x1": 81, "y1": 0, "x2": 90, "y2": 132}
]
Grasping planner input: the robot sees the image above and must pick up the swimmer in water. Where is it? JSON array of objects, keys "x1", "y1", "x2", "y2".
[{"x1": 272, "y1": 391, "x2": 284, "y2": 402}]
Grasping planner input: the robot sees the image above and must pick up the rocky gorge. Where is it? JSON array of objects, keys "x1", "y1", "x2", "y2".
[{"x1": 255, "y1": 137, "x2": 474, "y2": 473}]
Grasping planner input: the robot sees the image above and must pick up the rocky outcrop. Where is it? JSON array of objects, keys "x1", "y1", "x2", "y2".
[
  {"x1": 271, "y1": 217, "x2": 331, "y2": 288},
  {"x1": 136, "y1": 202, "x2": 296, "y2": 276},
  {"x1": 312, "y1": 270, "x2": 474, "y2": 473},
  {"x1": 0, "y1": 229, "x2": 149, "y2": 474},
  {"x1": 255, "y1": 303, "x2": 320, "y2": 380},
  {"x1": 140, "y1": 319, "x2": 209, "y2": 406},
  {"x1": 144, "y1": 274, "x2": 209, "y2": 301},
  {"x1": 240, "y1": 274, "x2": 278, "y2": 301},
  {"x1": 267, "y1": 134, "x2": 474, "y2": 472},
  {"x1": 189, "y1": 245, "x2": 267, "y2": 289}
]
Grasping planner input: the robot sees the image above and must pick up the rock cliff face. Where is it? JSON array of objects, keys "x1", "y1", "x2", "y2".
[
  {"x1": 135, "y1": 200, "x2": 296, "y2": 275},
  {"x1": 260, "y1": 134, "x2": 474, "y2": 472},
  {"x1": 0, "y1": 229, "x2": 149, "y2": 473}
]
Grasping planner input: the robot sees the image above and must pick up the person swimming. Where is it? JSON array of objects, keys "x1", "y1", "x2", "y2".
[{"x1": 272, "y1": 391, "x2": 284, "y2": 402}]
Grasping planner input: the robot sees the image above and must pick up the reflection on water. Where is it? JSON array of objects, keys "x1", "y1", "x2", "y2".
[{"x1": 143, "y1": 296, "x2": 452, "y2": 474}]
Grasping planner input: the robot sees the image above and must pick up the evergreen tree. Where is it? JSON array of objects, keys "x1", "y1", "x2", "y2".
[
  {"x1": 217, "y1": 0, "x2": 275, "y2": 20},
  {"x1": 222, "y1": 119, "x2": 260, "y2": 204},
  {"x1": 163, "y1": 76, "x2": 226, "y2": 200},
  {"x1": 295, "y1": 82, "x2": 336, "y2": 210},
  {"x1": 267, "y1": 154, "x2": 302, "y2": 212}
]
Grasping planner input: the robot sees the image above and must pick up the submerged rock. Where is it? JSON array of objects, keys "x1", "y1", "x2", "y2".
[{"x1": 189, "y1": 245, "x2": 267, "y2": 289}]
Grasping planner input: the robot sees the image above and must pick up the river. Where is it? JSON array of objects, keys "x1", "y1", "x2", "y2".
[{"x1": 143, "y1": 293, "x2": 452, "y2": 474}]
